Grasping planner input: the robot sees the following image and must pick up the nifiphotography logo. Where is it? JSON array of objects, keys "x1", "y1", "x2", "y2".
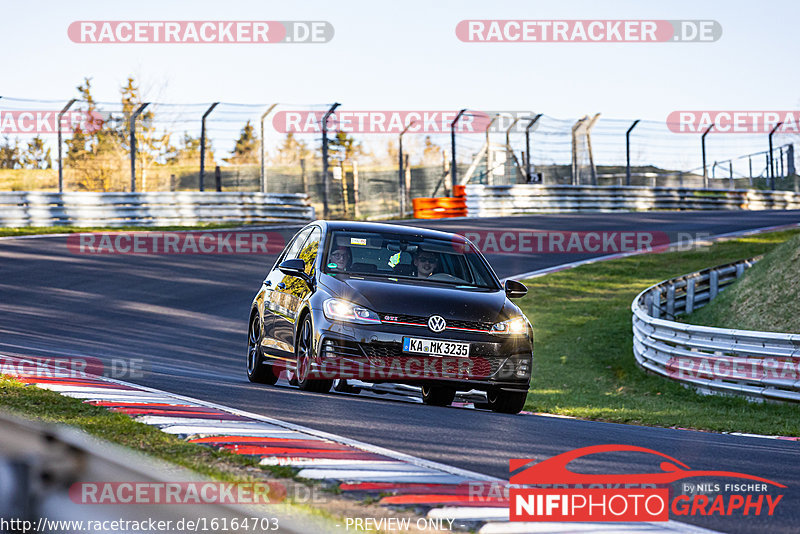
[{"x1": 509, "y1": 444, "x2": 785, "y2": 522}]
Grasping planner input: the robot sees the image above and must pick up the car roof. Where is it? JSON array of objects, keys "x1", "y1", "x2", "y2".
[{"x1": 314, "y1": 220, "x2": 468, "y2": 242}]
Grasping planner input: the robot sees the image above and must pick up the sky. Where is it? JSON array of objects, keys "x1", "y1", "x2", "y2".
[
  {"x1": 2, "y1": 0, "x2": 797, "y2": 119},
  {"x1": 0, "y1": 0, "x2": 797, "y2": 175}
]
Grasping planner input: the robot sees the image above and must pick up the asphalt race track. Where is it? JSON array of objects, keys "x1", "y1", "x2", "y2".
[{"x1": 3, "y1": 210, "x2": 800, "y2": 533}]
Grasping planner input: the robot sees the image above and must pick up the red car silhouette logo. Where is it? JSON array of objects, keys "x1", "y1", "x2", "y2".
[{"x1": 510, "y1": 444, "x2": 785, "y2": 487}]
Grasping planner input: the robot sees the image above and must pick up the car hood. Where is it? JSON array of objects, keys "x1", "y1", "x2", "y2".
[{"x1": 319, "y1": 274, "x2": 508, "y2": 323}]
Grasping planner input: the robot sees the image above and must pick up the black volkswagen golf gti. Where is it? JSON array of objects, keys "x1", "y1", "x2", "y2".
[{"x1": 247, "y1": 221, "x2": 533, "y2": 413}]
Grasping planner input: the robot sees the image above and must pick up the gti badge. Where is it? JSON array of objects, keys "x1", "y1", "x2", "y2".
[{"x1": 428, "y1": 315, "x2": 446, "y2": 333}]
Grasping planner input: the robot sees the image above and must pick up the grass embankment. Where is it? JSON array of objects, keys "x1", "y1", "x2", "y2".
[
  {"x1": 685, "y1": 233, "x2": 800, "y2": 333},
  {"x1": 516, "y1": 229, "x2": 800, "y2": 436}
]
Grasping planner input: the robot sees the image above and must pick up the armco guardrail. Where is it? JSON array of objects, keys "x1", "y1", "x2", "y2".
[
  {"x1": 0, "y1": 191, "x2": 314, "y2": 227},
  {"x1": 0, "y1": 411, "x2": 308, "y2": 533},
  {"x1": 465, "y1": 184, "x2": 800, "y2": 216},
  {"x1": 632, "y1": 257, "x2": 800, "y2": 403}
]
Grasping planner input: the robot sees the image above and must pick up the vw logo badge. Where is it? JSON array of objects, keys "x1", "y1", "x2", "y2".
[{"x1": 428, "y1": 315, "x2": 446, "y2": 333}]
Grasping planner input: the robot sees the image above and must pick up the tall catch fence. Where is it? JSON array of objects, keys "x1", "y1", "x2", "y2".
[{"x1": 1, "y1": 94, "x2": 798, "y2": 220}]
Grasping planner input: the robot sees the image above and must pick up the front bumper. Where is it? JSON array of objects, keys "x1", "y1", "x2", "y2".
[{"x1": 311, "y1": 314, "x2": 532, "y2": 392}]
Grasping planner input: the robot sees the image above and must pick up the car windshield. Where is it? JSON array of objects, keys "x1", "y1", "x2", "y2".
[{"x1": 322, "y1": 230, "x2": 500, "y2": 289}]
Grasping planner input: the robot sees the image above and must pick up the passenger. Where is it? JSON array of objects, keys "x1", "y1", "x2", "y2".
[
  {"x1": 413, "y1": 249, "x2": 439, "y2": 278},
  {"x1": 329, "y1": 246, "x2": 352, "y2": 270}
]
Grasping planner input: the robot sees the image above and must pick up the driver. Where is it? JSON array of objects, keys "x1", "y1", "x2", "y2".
[
  {"x1": 413, "y1": 249, "x2": 439, "y2": 278},
  {"x1": 329, "y1": 246, "x2": 352, "y2": 270}
]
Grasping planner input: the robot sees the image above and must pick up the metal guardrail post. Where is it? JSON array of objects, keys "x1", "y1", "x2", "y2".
[
  {"x1": 505, "y1": 117, "x2": 523, "y2": 183},
  {"x1": 259, "y1": 103, "x2": 278, "y2": 193},
  {"x1": 625, "y1": 119, "x2": 640, "y2": 186},
  {"x1": 701, "y1": 124, "x2": 714, "y2": 188},
  {"x1": 450, "y1": 109, "x2": 467, "y2": 192},
  {"x1": 321, "y1": 102, "x2": 340, "y2": 219},
  {"x1": 129, "y1": 103, "x2": 150, "y2": 193},
  {"x1": 685, "y1": 278, "x2": 695, "y2": 313},
  {"x1": 57, "y1": 98, "x2": 76, "y2": 193},
  {"x1": 199, "y1": 102, "x2": 219, "y2": 192},
  {"x1": 709, "y1": 268, "x2": 719, "y2": 301}
]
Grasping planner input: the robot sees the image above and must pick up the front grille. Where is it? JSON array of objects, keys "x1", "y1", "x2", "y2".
[
  {"x1": 380, "y1": 313, "x2": 493, "y2": 332},
  {"x1": 359, "y1": 342, "x2": 507, "y2": 379}
]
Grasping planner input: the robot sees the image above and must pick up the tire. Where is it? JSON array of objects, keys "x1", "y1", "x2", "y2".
[
  {"x1": 295, "y1": 314, "x2": 332, "y2": 393},
  {"x1": 247, "y1": 312, "x2": 279, "y2": 385},
  {"x1": 421, "y1": 384, "x2": 456, "y2": 406},
  {"x1": 487, "y1": 388, "x2": 527, "y2": 414}
]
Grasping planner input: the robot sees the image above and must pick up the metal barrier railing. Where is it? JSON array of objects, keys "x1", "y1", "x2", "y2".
[
  {"x1": 0, "y1": 192, "x2": 315, "y2": 227},
  {"x1": 631, "y1": 258, "x2": 800, "y2": 403},
  {"x1": 465, "y1": 184, "x2": 800, "y2": 217}
]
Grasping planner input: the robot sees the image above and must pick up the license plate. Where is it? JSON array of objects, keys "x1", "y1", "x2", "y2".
[{"x1": 402, "y1": 337, "x2": 470, "y2": 357}]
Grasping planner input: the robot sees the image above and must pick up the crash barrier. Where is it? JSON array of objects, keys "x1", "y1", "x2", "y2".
[
  {"x1": 0, "y1": 191, "x2": 315, "y2": 227},
  {"x1": 412, "y1": 196, "x2": 467, "y2": 219},
  {"x1": 465, "y1": 184, "x2": 800, "y2": 216},
  {"x1": 632, "y1": 257, "x2": 800, "y2": 403},
  {"x1": 0, "y1": 411, "x2": 304, "y2": 532}
]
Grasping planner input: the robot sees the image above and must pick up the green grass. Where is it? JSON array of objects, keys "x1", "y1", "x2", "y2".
[
  {"x1": 0, "y1": 376, "x2": 292, "y2": 480},
  {"x1": 685, "y1": 233, "x2": 800, "y2": 333},
  {"x1": 0, "y1": 222, "x2": 285, "y2": 238},
  {"x1": 516, "y1": 229, "x2": 800, "y2": 436}
]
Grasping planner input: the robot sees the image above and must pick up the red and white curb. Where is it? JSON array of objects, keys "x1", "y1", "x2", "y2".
[{"x1": 2, "y1": 354, "x2": 719, "y2": 533}]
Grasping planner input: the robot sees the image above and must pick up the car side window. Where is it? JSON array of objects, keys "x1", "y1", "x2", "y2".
[
  {"x1": 282, "y1": 228, "x2": 313, "y2": 262},
  {"x1": 298, "y1": 227, "x2": 322, "y2": 276}
]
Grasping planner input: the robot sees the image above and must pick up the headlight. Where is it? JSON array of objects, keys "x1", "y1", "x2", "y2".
[
  {"x1": 491, "y1": 317, "x2": 528, "y2": 335},
  {"x1": 323, "y1": 299, "x2": 380, "y2": 324}
]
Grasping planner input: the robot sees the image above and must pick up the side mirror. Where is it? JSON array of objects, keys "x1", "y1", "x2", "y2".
[
  {"x1": 279, "y1": 259, "x2": 312, "y2": 284},
  {"x1": 504, "y1": 279, "x2": 528, "y2": 299}
]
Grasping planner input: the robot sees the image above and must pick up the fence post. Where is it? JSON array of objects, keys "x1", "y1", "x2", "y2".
[
  {"x1": 625, "y1": 119, "x2": 640, "y2": 186},
  {"x1": 321, "y1": 102, "x2": 340, "y2": 218},
  {"x1": 215, "y1": 165, "x2": 222, "y2": 192},
  {"x1": 768, "y1": 122, "x2": 783, "y2": 190},
  {"x1": 651, "y1": 287, "x2": 662, "y2": 318},
  {"x1": 525, "y1": 114, "x2": 543, "y2": 182},
  {"x1": 57, "y1": 99, "x2": 77, "y2": 193},
  {"x1": 786, "y1": 144, "x2": 795, "y2": 176},
  {"x1": 586, "y1": 113, "x2": 601, "y2": 186},
  {"x1": 169, "y1": 174, "x2": 176, "y2": 192},
  {"x1": 701, "y1": 124, "x2": 714, "y2": 189},
  {"x1": 398, "y1": 121, "x2": 415, "y2": 216},
  {"x1": 352, "y1": 161, "x2": 360, "y2": 219},
  {"x1": 450, "y1": 109, "x2": 467, "y2": 191},
  {"x1": 259, "y1": 103, "x2": 278, "y2": 193},
  {"x1": 485, "y1": 114, "x2": 499, "y2": 185},
  {"x1": 199, "y1": 102, "x2": 219, "y2": 192},
  {"x1": 299, "y1": 158, "x2": 307, "y2": 195},
  {"x1": 130, "y1": 103, "x2": 150, "y2": 193},
  {"x1": 570, "y1": 116, "x2": 587, "y2": 185},
  {"x1": 729, "y1": 161, "x2": 734, "y2": 189}
]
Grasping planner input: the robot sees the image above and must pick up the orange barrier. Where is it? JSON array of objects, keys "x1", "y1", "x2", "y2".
[
  {"x1": 412, "y1": 197, "x2": 467, "y2": 219},
  {"x1": 453, "y1": 185, "x2": 466, "y2": 197}
]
